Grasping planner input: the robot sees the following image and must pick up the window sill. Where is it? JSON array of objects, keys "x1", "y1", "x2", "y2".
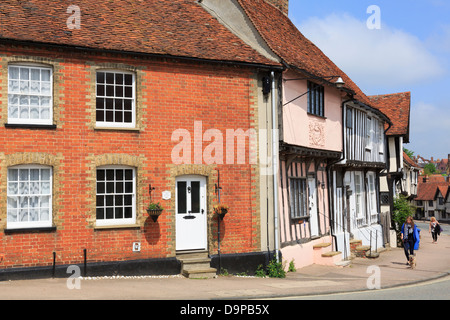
[
  {"x1": 4, "y1": 226, "x2": 56, "y2": 234},
  {"x1": 5, "y1": 123, "x2": 57, "y2": 130},
  {"x1": 94, "y1": 126, "x2": 140, "y2": 132},
  {"x1": 94, "y1": 224, "x2": 141, "y2": 230},
  {"x1": 307, "y1": 112, "x2": 327, "y2": 120}
]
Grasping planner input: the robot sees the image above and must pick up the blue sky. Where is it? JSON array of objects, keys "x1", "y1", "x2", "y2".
[{"x1": 289, "y1": 0, "x2": 450, "y2": 161}]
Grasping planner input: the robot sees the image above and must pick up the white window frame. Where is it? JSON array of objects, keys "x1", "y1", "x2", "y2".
[
  {"x1": 289, "y1": 177, "x2": 308, "y2": 219},
  {"x1": 378, "y1": 122, "x2": 384, "y2": 155},
  {"x1": 8, "y1": 64, "x2": 53, "y2": 125},
  {"x1": 95, "y1": 70, "x2": 136, "y2": 128},
  {"x1": 7, "y1": 165, "x2": 53, "y2": 229},
  {"x1": 367, "y1": 172, "x2": 377, "y2": 216},
  {"x1": 366, "y1": 117, "x2": 374, "y2": 151},
  {"x1": 95, "y1": 165, "x2": 136, "y2": 227},
  {"x1": 354, "y1": 172, "x2": 363, "y2": 218}
]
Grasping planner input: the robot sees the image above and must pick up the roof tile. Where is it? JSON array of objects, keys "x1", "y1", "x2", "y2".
[{"x1": 0, "y1": 0, "x2": 279, "y2": 66}]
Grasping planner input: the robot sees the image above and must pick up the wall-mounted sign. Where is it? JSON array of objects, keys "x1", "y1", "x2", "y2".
[{"x1": 162, "y1": 191, "x2": 171, "y2": 200}]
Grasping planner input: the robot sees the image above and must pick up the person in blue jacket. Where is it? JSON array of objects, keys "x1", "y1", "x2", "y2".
[{"x1": 400, "y1": 216, "x2": 420, "y2": 265}]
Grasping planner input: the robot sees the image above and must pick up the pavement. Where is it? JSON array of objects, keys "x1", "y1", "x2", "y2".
[{"x1": 0, "y1": 223, "x2": 449, "y2": 300}]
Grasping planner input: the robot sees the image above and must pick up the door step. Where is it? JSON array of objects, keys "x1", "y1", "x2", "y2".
[{"x1": 176, "y1": 250, "x2": 217, "y2": 279}]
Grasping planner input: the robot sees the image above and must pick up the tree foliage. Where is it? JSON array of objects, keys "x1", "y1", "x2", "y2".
[
  {"x1": 403, "y1": 148, "x2": 414, "y2": 159},
  {"x1": 423, "y1": 163, "x2": 437, "y2": 175},
  {"x1": 392, "y1": 195, "x2": 415, "y2": 233}
]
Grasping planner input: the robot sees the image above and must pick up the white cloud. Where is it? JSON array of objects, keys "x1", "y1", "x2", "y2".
[
  {"x1": 409, "y1": 101, "x2": 450, "y2": 158},
  {"x1": 298, "y1": 13, "x2": 445, "y2": 89}
]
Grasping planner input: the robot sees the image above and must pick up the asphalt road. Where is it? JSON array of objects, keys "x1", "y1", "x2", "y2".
[
  {"x1": 282, "y1": 274, "x2": 450, "y2": 300},
  {"x1": 415, "y1": 221, "x2": 449, "y2": 237}
]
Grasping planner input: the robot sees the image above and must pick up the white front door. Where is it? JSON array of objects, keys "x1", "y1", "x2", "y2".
[
  {"x1": 308, "y1": 177, "x2": 319, "y2": 237},
  {"x1": 176, "y1": 175, "x2": 207, "y2": 251}
]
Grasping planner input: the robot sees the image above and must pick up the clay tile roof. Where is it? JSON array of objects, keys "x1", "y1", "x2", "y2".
[
  {"x1": 435, "y1": 185, "x2": 449, "y2": 200},
  {"x1": 0, "y1": 0, "x2": 279, "y2": 66},
  {"x1": 416, "y1": 183, "x2": 440, "y2": 201},
  {"x1": 403, "y1": 151, "x2": 419, "y2": 168},
  {"x1": 416, "y1": 175, "x2": 450, "y2": 201},
  {"x1": 237, "y1": 0, "x2": 389, "y2": 120},
  {"x1": 368, "y1": 92, "x2": 411, "y2": 141}
]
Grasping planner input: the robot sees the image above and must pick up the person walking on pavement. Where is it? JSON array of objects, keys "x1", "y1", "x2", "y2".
[
  {"x1": 429, "y1": 217, "x2": 440, "y2": 244},
  {"x1": 401, "y1": 216, "x2": 420, "y2": 267}
]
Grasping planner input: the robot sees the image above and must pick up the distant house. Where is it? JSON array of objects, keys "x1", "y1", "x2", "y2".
[
  {"x1": 415, "y1": 175, "x2": 450, "y2": 220},
  {"x1": 402, "y1": 152, "x2": 419, "y2": 200}
]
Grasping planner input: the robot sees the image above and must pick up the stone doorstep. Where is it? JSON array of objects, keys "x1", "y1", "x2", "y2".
[
  {"x1": 176, "y1": 250, "x2": 217, "y2": 279},
  {"x1": 313, "y1": 242, "x2": 332, "y2": 249},
  {"x1": 319, "y1": 251, "x2": 343, "y2": 267},
  {"x1": 182, "y1": 268, "x2": 218, "y2": 279},
  {"x1": 321, "y1": 251, "x2": 342, "y2": 258},
  {"x1": 180, "y1": 258, "x2": 213, "y2": 272}
]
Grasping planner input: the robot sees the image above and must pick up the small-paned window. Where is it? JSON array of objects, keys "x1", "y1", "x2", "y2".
[
  {"x1": 307, "y1": 81, "x2": 324, "y2": 117},
  {"x1": 96, "y1": 166, "x2": 136, "y2": 226},
  {"x1": 96, "y1": 71, "x2": 135, "y2": 128},
  {"x1": 8, "y1": 65, "x2": 53, "y2": 125},
  {"x1": 289, "y1": 178, "x2": 308, "y2": 219},
  {"x1": 7, "y1": 165, "x2": 52, "y2": 229}
]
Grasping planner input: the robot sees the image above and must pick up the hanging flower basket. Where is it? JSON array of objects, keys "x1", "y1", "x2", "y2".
[
  {"x1": 214, "y1": 204, "x2": 229, "y2": 221},
  {"x1": 147, "y1": 202, "x2": 164, "y2": 222}
]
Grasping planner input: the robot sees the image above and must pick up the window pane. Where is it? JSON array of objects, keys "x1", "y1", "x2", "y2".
[
  {"x1": 106, "y1": 207, "x2": 114, "y2": 219},
  {"x1": 42, "y1": 169, "x2": 50, "y2": 181},
  {"x1": 125, "y1": 169, "x2": 133, "y2": 180},
  {"x1": 191, "y1": 181, "x2": 200, "y2": 213},
  {"x1": 9, "y1": 67, "x2": 20, "y2": 79},
  {"x1": 115, "y1": 73, "x2": 123, "y2": 85},
  {"x1": 124, "y1": 206, "x2": 132, "y2": 218},
  {"x1": 8, "y1": 169, "x2": 18, "y2": 181},
  {"x1": 106, "y1": 73, "x2": 114, "y2": 84},
  {"x1": 31, "y1": 69, "x2": 40, "y2": 81},
  {"x1": 97, "y1": 72, "x2": 105, "y2": 84},
  {"x1": 41, "y1": 69, "x2": 50, "y2": 82},
  {"x1": 177, "y1": 181, "x2": 187, "y2": 214},
  {"x1": 20, "y1": 68, "x2": 29, "y2": 80},
  {"x1": 124, "y1": 74, "x2": 133, "y2": 86},
  {"x1": 96, "y1": 208, "x2": 105, "y2": 220},
  {"x1": 97, "y1": 84, "x2": 105, "y2": 96},
  {"x1": 115, "y1": 207, "x2": 123, "y2": 219}
]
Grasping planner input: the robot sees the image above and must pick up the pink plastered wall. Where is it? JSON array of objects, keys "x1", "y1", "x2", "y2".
[{"x1": 282, "y1": 71, "x2": 343, "y2": 152}]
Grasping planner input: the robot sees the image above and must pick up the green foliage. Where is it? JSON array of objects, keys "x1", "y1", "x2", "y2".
[
  {"x1": 423, "y1": 163, "x2": 437, "y2": 175},
  {"x1": 255, "y1": 264, "x2": 267, "y2": 278},
  {"x1": 403, "y1": 148, "x2": 414, "y2": 159},
  {"x1": 288, "y1": 259, "x2": 296, "y2": 272},
  {"x1": 147, "y1": 202, "x2": 163, "y2": 210},
  {"x1": 266, "y1": 259, "x2": 286, "y2": 278},
  {"x1": 255, "y1": 259, "x2": 286, "y2": 278},
  {"x1": 220, "y1": 268, "x2": 229, "y2": 276},
  {"x1": 392, "y1": 195, "x2": 415, "y2": 233}
]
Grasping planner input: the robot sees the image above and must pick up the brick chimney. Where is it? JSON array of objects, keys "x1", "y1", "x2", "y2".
[{"x1": 264, "y1": 0, "x2": 289, "y2": 15}]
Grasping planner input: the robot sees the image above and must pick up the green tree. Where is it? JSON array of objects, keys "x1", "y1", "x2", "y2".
[
  {"x1": 392, "y1": 195, "x2": 416, "y2": 243},
  {"x1": 423, "y1": 163, "x2": 436, "y2": 175},
  {"x1": 403, "y1": 148, "x2": 414, "y2": 159}
]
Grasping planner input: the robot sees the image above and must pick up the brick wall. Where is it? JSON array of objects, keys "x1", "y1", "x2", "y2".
[{"x1": 0, "y1": 43, "x2": 261, "y2": 269}]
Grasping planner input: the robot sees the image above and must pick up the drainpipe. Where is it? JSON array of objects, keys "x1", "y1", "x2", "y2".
[{"x1": 271, "y1": 71, "x2": 280, "y2": 262}]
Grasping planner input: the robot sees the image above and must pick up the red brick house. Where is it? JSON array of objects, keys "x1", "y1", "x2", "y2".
[{"x1": 0, "y1": 0, "x2": 283, "y2": 279}]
